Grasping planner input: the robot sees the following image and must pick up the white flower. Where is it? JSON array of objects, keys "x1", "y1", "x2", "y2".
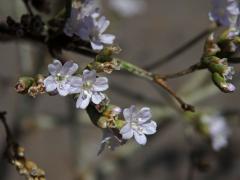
[
  {"x1": 108, "y1": 0, "x2": 146, "y2": 17},
  {"x1": 44, "y1": 60, "x2": 78, "y2": 96},
  {"x1": 209, "y1": 0, "x2": 240, "y2": 30},
  {"x1": 98, "y1": 128, "x2": 123, "y2": 155},
  {"x1": 201, "y1": 114, "x2": 231, "y2": 151},
  {"x1": 77, "y1": 15, "x2": 115, "y2": 50},
  {"x1": 120, "y1": 106, "x2": 157, "y2": 145},
  {"x1": 70, "y1": 69, "x2": 109, "y2": 109},
  {"x1": 64, "y1": 0, "x2": 115, "y2": 50},
  {"x1": 64, "y1": 0, "x2": 100, "y2": 37}
]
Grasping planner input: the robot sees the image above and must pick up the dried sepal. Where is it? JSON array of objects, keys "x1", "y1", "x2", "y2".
[{"x1": 16, "y1": 75, "x2": 46, "y2": 97}]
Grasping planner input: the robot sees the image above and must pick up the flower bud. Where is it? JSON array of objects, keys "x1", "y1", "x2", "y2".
[
  {"x1": 204, "y1": 33, "x2": 220, "y2": 56},
  {"x1": 15, "y1": 77, "x2": 35, "y2": 94},
  {"x1": 212, "y1": 72, "x2": 236, "y2": 93}
]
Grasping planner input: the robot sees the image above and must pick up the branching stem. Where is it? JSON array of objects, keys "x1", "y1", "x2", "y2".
[{"x1": 118, "y1": 59, "x2": 195, "y2": 112}]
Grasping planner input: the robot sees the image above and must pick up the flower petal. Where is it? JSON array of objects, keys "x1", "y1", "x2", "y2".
[
  {"x1": 134, "y1": 132, "x2": 147, "y2": 145},
  {"x1": 78, "y1": 26, "x2": 91, "y2": 41},
  {"x1": 48, "y1": 60, "x2": 62, "y2": 76},
  {"x1": 69, "y1": 76, "x2": 83, "y2": 94},
  {"x1": 93, "y1": 77, "x2": 109, "y2": 91},
  {"x1": 99, "y1": 34, "x2": 115, "y2": 44},
  {"x1": 98, "y1": 16, "x2": 110, "y2": 34},
  {"x1": 60, "y1": 61, "x2": 78, "y2": 76},
  {"x1": 137, "y1": 107, "x2": 152, "y2": 124},
  {"x1": 76, "y1": 91, "x2": 92, "y2": 109},
  {"x1": 91, "y1": 41, "x2": 104, "y2": 51},
  {"x1": 91, "y1": 92, "x2": 105, "y2": 104},
  {"x1": 83, "y1": 69, "x2": 96, "y2": 82},
  {"x1": 121, "y1": 129, "x2": 134, "y2": 140},
  {"x1": 70, "y1": 76, "x2": 82, "y2": 86},
  {"x1": 57, "y1": 83, "x2": 71, "y2": 96},
  {"x1": 44, "y1": 76, "x2": 57, "y2": 92},
  {"x1": 142, "y1": 121, "x2": 157, "y2": 135},
  {"x1": 120, "y1": 123, "x2": 131, "y2": 134},
  {"x1": 123, "y1": 105, "x2": 137, "y2": 122}
]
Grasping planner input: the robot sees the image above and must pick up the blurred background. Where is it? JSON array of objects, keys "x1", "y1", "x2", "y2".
[{"x1": 0, "y1": 0, "x2": 240, "y2": 179}]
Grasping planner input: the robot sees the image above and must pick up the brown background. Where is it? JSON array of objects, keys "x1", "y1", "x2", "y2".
[{"x1": 0, "y1": 0, "x2": 240, "y2": 180}]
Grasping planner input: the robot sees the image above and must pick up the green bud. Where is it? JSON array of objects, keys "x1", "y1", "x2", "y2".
[
  {"x1": 115, "y1": 119, "x2": 125, "y2": 129},
  {"x1": 208, "y1": 62, "x2": 225, "y2": 74}
]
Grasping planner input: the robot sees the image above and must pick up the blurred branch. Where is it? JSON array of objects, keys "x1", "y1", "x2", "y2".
[
  {"x1": 118, "y1": 59, "x2": 195, "y2": 112},
  {"x1": 65, "y1": 0, "x2": 72, "y2": 20},
  {"x1": 160, "y1": 63, "x2": 205, "y2": 80},
  {"x1": 22, "y1": 0, "x2": 34, "y2": 16},
  {"x1": 0, "y1": 111, "x2": 46, "y2": 180},
  {"x1": 144, "y1": 25, "x2": 217, "y2": 70}
]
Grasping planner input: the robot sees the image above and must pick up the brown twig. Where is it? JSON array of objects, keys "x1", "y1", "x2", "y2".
[
  {"x1": 153, "y1": 76, "x2": 195, "y2": 112},
  {"x1": 118, "y1": 60, "x2": 195, "y2": 112}
]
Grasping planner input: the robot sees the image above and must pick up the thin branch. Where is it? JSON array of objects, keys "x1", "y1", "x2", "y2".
[
  {"x1": 0, "y1": 16, "x2": 194, "y2": 112},
  {"x1": 144, "y1": 25, "x2": 217, "y2": 70},
  {"x1": 153, "y1": 76, "x2": 195, "y2": 112},
  {"x1": 0, "y1": 111, "x2": 46, "y2": 180},
  {"x1": 22, "y1": 0, "x2": 34, "y2": 16},
  {"x1": 0, "y1": 111, "x2": 12, "y2": 143},
  {"x1": 118, "y1": 59, "x2": 195, "y2": 112},
  {"x1": 65, "y1": 0, "x2": 72, "y2": 20},
  {"x1": 160, "y1": 63, "x2": 205, "y2": 80}
]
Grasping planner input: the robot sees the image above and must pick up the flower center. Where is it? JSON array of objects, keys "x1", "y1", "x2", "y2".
[
  {"x1": 55, "y1": 73, "x2": 66, "y2": 82},
  {"x1": 131, "y1": 121, "x2": 144, "y2": 134},
  {"x1": 82, "y1": 81, "x2": 93, "y2": 90}
]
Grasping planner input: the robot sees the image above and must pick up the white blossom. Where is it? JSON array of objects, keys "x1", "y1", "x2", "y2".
[
  {"x1": 120, "y1": 106, "x2": 157, "y2": 145},
  {"x1": 108, "y1": 0, "x2": 146, "y2": 17},
  {"x1": 77, "y1": 15, "x2": 115, "y2": 50},
  {"x1": 70, "y1": 69, "x2": 109, "y2": 109},
  {"x1": 209, "y1": 0, "x2": 240, "y2": 32},
  {"x1": 201, "y1": 114, "x2": 231, "y2": 151},
  {"x1": 44, "y1": 60, "x2": 78, "y2": 96},
  {"x1": 64, "y1": 0, "x2": 115, "y2": 51},
  {"x1": 64, "y1": 0, "x2": 100, "y2": 37}
]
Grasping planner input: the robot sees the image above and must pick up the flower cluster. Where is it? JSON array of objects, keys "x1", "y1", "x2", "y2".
[
  {"x1": 44, "y1": 59, "x2": 109, "y2": 109},
  {"x1": 43, "y1": 60, "x2": 157, "y2": 152},
  {"x1": 202, "y1": 34, "x2": 236, "y2": 92},
  {"x1": 98, "y1": 105, "x2": 157, "y2": 153},
  {"x1": 64, "y1": 0, "x2": 115, "y2": 51},
  {"x1": 209, "y1": 0, "x2": 240, "y2": 36},
  {"x1": 201, "y1": 114, "x2": 231, "y2": 151}
]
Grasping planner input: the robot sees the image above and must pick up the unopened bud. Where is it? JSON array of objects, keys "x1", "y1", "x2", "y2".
[
  {"x1": 212, "y1": 72, "x2": 235, "y2": 93},
  {"x1": 15, "y1": 77, "x2": 35, "y2": 94}
]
